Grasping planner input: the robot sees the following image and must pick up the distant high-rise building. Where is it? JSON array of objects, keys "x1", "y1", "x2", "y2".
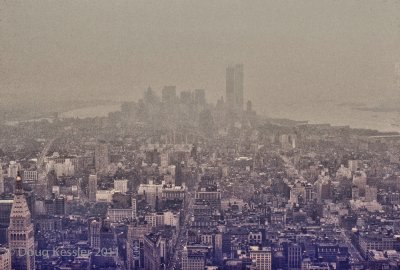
[
  {"x1": 0, "y1": 247, "x2": 11, "y2": 270},
  {"x1": 226, "y1": 65, "x2": 235, "y2": 113},
  {"x1": 89, "y1": 174, "x2": 98, "y2": 202},
  {"x1": 180, "y1": 90, "x2": 193, "y2": 105},
  {"x1": 194, "y1": 89, "x2": 206, "y2": 106},
  {"x1": 162, "y1": 86, "x2": 177, "y2": 104},
  {"x1": 226, "y1": 64, "x2": 244, "y2": 114},
  {"x1": 246, "y1": 100, "x2": 252, "y2": 112},
  {"x1": 95, "y1": 141, "x2": 109, "y2": 174},
  {"x1": 395, "y1": 62, "x2": 400, "y2": 90},
  {"x1": 8, "y1": 172, "x2": 35, "y2": 270},
  {"x1": 144, "y1": 86, "x2": 159, "y2": 105}
]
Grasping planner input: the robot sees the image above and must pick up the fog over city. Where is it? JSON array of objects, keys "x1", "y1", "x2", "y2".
[
  {"x1": 4, "y1": 2, "x2": 400, "y2": 270},
  {"x1": 1, "y1": 0, "x2": 400, "y2": 129}
]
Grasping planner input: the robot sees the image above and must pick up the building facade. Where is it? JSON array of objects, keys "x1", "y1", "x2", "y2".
[{"x1": 8, "y1": 173, "x2": 35, "y2": 270}]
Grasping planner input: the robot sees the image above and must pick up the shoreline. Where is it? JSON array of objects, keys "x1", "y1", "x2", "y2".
[{"x1": 2, "y1": 102, "x2": 399, "y2": 136}]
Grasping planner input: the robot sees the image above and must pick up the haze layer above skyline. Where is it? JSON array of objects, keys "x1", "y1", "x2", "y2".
[{"x1": 1, "y1": 0, "x2": 400, "y2": 117}]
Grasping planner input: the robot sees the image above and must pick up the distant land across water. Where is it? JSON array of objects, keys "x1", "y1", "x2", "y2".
[
  {"x1": 59, "y1": 100, "x2": 400, "y2": 133},
  {"x1": 3, "y1": 99, "x2": 400, "y2": 133},
  {"x1": 260, "y1": 99, "x2": 400, "y2": 133}
]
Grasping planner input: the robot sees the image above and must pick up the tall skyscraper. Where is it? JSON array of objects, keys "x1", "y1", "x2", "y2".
[
  {"x1": 89, "y1": 174, "x2": 98, "y2": 202},
  {"x1": 396, "y1": 62, "x2": 400, "y2": 91},
  {"x1": 226, "y1": 64, "x2": 244, "y2": 114},
  {"x1": 226, "y1": 65, "x2": 235, "y2": 113},
  {"x1": 8, "y1": 172, "x2": 35, "y2": 270},
  {"x1": 95, "y1": 141, "x2": 109, "y2": 174}
]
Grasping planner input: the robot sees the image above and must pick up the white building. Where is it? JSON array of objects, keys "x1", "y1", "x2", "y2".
[
  {"x1": 138, "y1": 180, "x2": 163, "y2": 209},
  {"x1": 108, "y1": 208, "x2": 136, "y2": 222},
  {"x1": 53, "y1": 159, "x2": 75, "y2": 177},
  {"x1": 7, "y1": 161, "x2": 20, "y2": 178},
  {"x1": 23, "y1": 170, "x2": 38, "y2": 182},
  {"x1": 163, "y1": 211, "x2": 179, "y2": 227},
  {"x1": 96, "y1": 190, "x2": 114, "y2": 203},
  {"x1": 107, "y1": 198, "x2": 137, "y2": 223},
  {"x1": 249, "y1": 246, "x2": 272, "y2": 270},
  {"x1": 114, "y1": 179, "x2": 128, "y2": 194},
  {"x1": 52, "y1": 186, "x2": 60, "y2": 196},
  {"x1": 0, "y1": 247, "x2": 11, "y2": 270}
]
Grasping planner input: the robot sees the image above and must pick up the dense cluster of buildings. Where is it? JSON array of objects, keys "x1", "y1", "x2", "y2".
[{"x1": 1, "y1": 65, "x2": 400, "y2": 269}]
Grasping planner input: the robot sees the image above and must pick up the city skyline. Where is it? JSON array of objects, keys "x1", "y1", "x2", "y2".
[
  {"x1": 2, "y1": 1, "x2": 400, "y2": 270},
  {"x1": 1, "y1": 1, "x2": 400, "y2": 117}
]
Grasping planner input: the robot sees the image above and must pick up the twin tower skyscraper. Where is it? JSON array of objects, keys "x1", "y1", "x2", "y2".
[{"x1": 226, "y1": 64, "x2": 244, "y2": 117}]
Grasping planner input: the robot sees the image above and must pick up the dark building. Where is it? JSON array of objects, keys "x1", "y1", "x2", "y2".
[
  {"x1": 175, "y1": 161, "x2": 184, "y2": 186},
  {"x1": 287, "y1": 243, "x2": 302, "y2": 270},
  {"x1": 0, "y1": 198, "x2": 13, "y2": 244},
  {"x1": 55, "y1": 196, "x2": 65, "y2": 216},
  {"x1": 143, "y1": 232, "x2": 171, "y2": 270}
]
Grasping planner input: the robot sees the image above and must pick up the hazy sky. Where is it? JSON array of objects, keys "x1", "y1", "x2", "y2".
[{"x1": 1, "y1": 0, "x2": 400, "y2": 114}]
